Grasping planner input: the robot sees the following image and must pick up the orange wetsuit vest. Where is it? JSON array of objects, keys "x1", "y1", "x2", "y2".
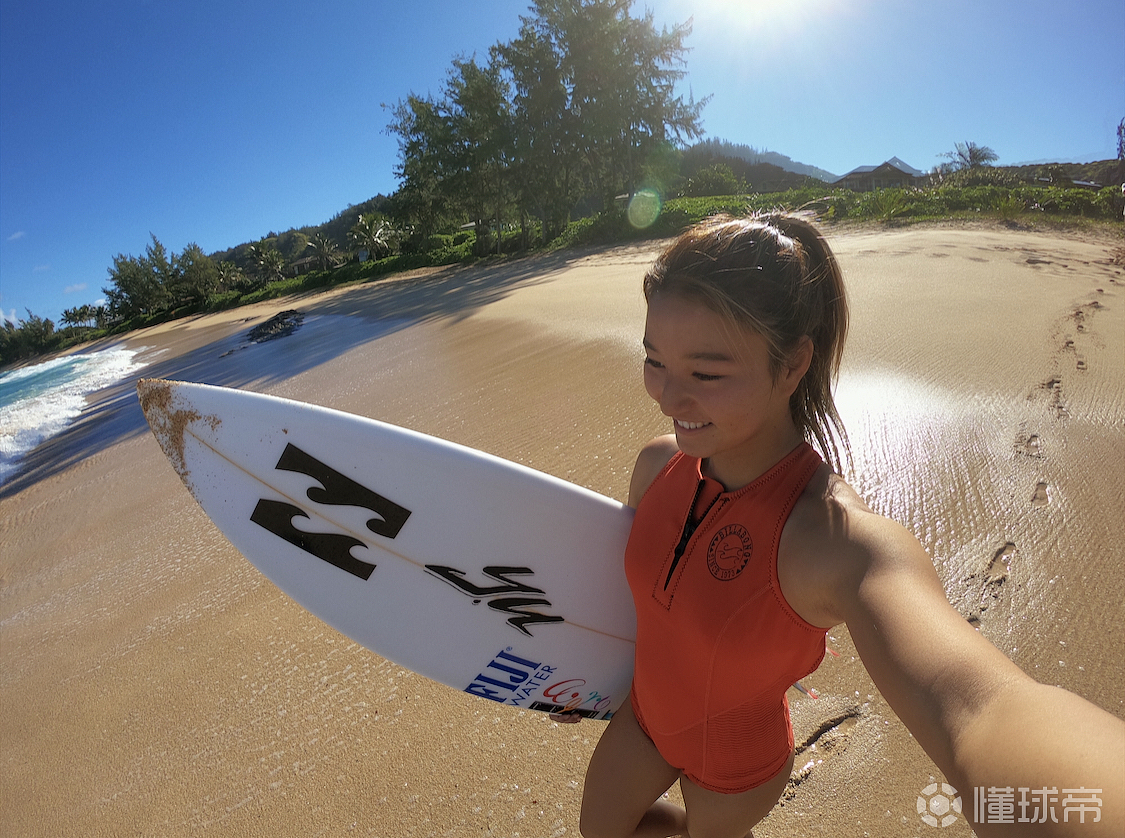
[{"x1": 624, "y1": 442, "x2": 828, "y2": 793}]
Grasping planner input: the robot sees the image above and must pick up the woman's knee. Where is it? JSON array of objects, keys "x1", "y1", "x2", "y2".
[
  {"x1": 578, "y1": 800, "x2": 623, "y2": 838},
  {"x1": 580, "y1": 795, "x2": 686, "y2": 838}
]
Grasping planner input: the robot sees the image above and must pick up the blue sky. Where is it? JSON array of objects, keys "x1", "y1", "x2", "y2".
[{"x1": 2, "y1": 0, "x2": 1122, "y2": 325}]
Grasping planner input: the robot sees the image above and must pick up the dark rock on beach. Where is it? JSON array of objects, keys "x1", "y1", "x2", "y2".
[{"x1": 247, "y1": 310, "x2": 304, "y2": 343}]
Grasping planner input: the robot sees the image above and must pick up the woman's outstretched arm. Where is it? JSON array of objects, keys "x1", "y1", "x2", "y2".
[{"x1": 835, "y1": 508, "x2": 1124, "y2": 837}]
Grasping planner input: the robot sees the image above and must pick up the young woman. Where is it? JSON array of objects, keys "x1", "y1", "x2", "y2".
[{"x1": 574, "y1": 215, "x2": 1123, "y2": 838}]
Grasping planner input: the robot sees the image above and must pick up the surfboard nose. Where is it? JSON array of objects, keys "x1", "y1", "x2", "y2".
[
  {"x1": 137, "y1": 378, "x2": 200, "y2": 485},
  {"x1": 136, "y1": 377, "x2": 167, "y2": 411}
]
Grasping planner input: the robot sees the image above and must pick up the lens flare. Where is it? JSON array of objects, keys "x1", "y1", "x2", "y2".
[{"x1": 627, "y1": 189, "x2": 662, "y2": 229}]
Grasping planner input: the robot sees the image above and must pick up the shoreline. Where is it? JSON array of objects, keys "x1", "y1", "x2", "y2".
[{"x1": 2, "y1": 224, "x2": 1122, "y2": 837}]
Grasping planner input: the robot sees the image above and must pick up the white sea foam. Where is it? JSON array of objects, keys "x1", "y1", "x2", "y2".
[{"x1": 0, "y1": 347, "x2": 148, "y2": 482}]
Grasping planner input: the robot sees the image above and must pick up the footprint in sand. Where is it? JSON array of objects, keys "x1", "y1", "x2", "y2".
[
  {"x1": 1071, "y1": 300, "x2": 1103, "y2": 332},
  {"x1": 1031, "y1": 482, "x2": 1050, "y2": 508},
  {"x1": 1076, "y1": 356, "x2": 1087, "y2": 371},
  {"x1": 988, "y1": 542, "x2": 1016, "y2": 582},
  {"x1": 784, "y1": 709, "x2": 864, "y2": 799},
  {"x1": 1016, "y1": 432, "x2": 1042, "y2": 458},
  {"x1": 966, "y1": 543, "x2": 1017, "y2": 626},
  {"x1": 1038, "y1": 378, "x2": 1069, "y2": 418}
]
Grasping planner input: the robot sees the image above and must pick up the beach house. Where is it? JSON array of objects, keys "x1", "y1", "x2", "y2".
[{"x1": 834, "y1": 157, "x2": 926, "y2": 191}]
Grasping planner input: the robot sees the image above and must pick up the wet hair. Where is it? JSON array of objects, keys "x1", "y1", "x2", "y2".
[{"x1": 643, "y1": 213, "x2": 851, "y2": 474}]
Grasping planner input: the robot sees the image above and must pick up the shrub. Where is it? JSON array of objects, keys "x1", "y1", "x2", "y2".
[
  {"x1": 205, "y1": 290, "x2": 242, "y2": 312},
  {"x1": 1035, "y1": 188, "x2": 1101, "y2": 218},
  {"x1": 931, "y1": 167, "x2": 1022, "y2": 189},
  {"x1": 860, "y1": 189, "x2": 912, "y2": 221},
  {"x1": 993, "y1": 194, "x2": 1025, "y2": 220},
  {"x1": 1093, "y1": 185, "x2": 1124, "y2": 219}
]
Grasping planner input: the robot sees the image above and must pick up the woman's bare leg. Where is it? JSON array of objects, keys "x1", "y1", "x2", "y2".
[
  {"x1": 580, "y1": 697, "x2": 687, "y2": 838},
  {"x1": 678, "y1": 752, "x2": 793, "y2": 838}
]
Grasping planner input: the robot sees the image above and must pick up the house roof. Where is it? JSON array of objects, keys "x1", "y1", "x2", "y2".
[
  {"x1": 883, "y1": 156, "x2": 925, "y2": 177},
  {"x1": 835, "y1": 157, "x2": 924, "y2": 181}
]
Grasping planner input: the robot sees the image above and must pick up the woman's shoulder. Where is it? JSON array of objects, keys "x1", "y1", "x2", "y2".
[
  {"x1": 780, "y1": 466, "x2": 923, "y2": 626},
  {"x1": 627, "y1": 435, "x2": 680, "y2": 507},
  {"x1": 791, "y1": 466, "x2": 886, "y2": 546},
  {"x1": 795, "y1": 467, "x2": 927, "y2": 567}
]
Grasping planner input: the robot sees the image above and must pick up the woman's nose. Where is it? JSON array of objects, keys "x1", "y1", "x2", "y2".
[{"x1": 657, "y1": 378, "x2": 691, "y2": 416}]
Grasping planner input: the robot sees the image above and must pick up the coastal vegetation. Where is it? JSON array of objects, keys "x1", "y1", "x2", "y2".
[
  {"x1": 3, "y1": 0, "x2": 1122, "y2": 366},
  {"x1": 3, "y1": 168, "x2": 1121, "y2": 366}
]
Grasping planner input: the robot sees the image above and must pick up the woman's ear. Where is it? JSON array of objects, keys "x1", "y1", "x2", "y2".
[{"x1": 779, "y1": 336, "x2": 814, "y2": 396}]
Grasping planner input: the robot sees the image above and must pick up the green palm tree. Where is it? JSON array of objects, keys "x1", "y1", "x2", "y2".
[
  {"x1": 349, "y1": 214, "x2": 395, "y2": 260},
  {"x1": 942, "y1": 141, "x2": 998, "y2": 170},
  {"x1": 247, "y1": 243, "x2": 286, "y2": 285},
  {"x1": 306, "y1": 233, "x2": 340, "y2": 272},
  {"x1": 61, "y1": 306, "x2": 85, "y2": 329},
  {"x1": 217, "y1": 261, "x2": 244, "y2": 291},
  {"x1": 63, "y1": 304, "x2": 98, "y2": 328}
]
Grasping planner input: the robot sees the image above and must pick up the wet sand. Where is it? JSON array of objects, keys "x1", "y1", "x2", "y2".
[{"x1": 2, "y1": 224, "x2": 1122, "y2": 836}]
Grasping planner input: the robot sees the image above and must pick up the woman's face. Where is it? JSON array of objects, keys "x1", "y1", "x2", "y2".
[{"x1": 642, "y1": 293, "x2": 805, "y2": 487}]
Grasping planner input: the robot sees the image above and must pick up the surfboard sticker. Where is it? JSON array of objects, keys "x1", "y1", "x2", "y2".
[{"x1": 138, "y1": 379, "x2": 636, "y2": 718}]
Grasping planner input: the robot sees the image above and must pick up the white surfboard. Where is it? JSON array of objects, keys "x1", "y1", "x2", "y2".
[{"x1": 138, "y1": 379, "x2": 635, "y2": 719}]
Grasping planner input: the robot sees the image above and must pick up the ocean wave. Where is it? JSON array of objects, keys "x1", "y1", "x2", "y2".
[{"x1": 0, "y1": 347, "x2": 148, "y2": 482}]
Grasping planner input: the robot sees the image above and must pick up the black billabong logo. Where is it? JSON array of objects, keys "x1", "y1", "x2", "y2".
[
  {"x1": 250, "y1": 443, "x2": 412, "y2": 580},
  {"x1": 707, "y1": 524, "x2": 752, "y2": 581},
  {"x1": 425, "y1": 565, "x2": 565, "y2": 636}
]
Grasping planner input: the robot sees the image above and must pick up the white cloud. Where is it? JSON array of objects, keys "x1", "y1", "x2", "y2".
[
  {"x1": 2, "y1": 308, "x2": 16, "y2": 324},
  {"x1": 64, "y1": 283, "x2": 88, "y2": 294},
  {"x1": 7, "y1": 231, "x2": 26, "y2": 241}
]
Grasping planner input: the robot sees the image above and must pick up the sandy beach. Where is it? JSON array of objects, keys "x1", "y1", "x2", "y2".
[{"x1": 2, "y1": 223, "x2": 1122, "y2": 837}]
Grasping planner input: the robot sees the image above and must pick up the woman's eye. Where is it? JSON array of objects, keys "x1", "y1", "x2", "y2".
[
  {"x1": 644, "y1": 357, "x2": 664, "y2": 369},
  {"x1": 693, "y1": 372, "x2": 724, "y2": 382}
]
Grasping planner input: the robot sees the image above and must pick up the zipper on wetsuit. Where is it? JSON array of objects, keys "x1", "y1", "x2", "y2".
[{"x1": 663, "y1": 480, "x2": 721, "y2": 591}]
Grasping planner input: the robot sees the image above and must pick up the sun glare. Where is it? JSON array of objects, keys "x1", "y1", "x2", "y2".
[{"x1": 674, "y1": 0, "x2": 855, "y2": 49}]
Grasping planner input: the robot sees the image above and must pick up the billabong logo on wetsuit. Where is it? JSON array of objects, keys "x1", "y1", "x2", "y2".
[
  {"x1": 707, "y1": 524, "x2": 753, "y2": 581},
  {"x1": 249, "y1": 443, "x2": 412, "y2": 580},
  {"x1": 425, "y1": 565, "x2": 565, "y2": 636}
]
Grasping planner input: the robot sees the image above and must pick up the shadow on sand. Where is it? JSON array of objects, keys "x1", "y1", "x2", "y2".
[{"x1": 1, "y1": 252, "x2": 578, "y2": 499}]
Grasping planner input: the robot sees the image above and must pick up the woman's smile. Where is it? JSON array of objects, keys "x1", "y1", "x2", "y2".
[{"x1": 674, "y1": 418, "x2": 711, "y2": 431}]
